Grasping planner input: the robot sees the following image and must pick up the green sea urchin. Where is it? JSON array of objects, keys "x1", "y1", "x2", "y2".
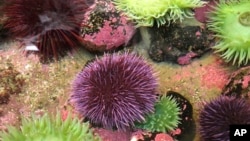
[
  {"x1": 112, "y1": 0, "x2": 205, "y2": 27},
  {"x1": 0, "y1": 113, "x2": 100, "y2": 141},
  {"x1": 208, "y1": 0, "x2": 250, "y2": 66},
  {"x1": 135, "y1": 95, "x2": 181, "y2": 133}
]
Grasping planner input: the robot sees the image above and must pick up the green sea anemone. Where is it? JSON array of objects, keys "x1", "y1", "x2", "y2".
[
  {"x1": 0, "y1": 113, "x2": 100, "y2": 141},
  {"x1": 135, "y1": 95, "x2": 181, "y2": 133},
  {"x1": 112, "y1": 0, "x2": 206, "y2": 27},
  {"x1": 208, "y1": 0, "x2": 250, "y2": 66}
]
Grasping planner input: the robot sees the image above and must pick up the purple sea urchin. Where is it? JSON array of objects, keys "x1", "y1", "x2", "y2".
[
  {"x1": 112, "y1": 0, "x2": 206, "y2": 27},
  {"x1": 3, "y1": 0, "x2": 90, "y2": 63},
  {"x1": 208, "y1": 0, "x2": 250, "y2": 66},
  {"x1": 70, "y1": 52, "x2": 158, "y2": 130},
  {"x1": 199, "y1": 96, "x2": 250, "y2": 141}
]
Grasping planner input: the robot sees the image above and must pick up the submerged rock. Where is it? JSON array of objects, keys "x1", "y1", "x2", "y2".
[
  {"x1": 81, "y1": 0, "x2": 136, "y2": 52},
  {"x1": 148, "y1": 23, "x2": 214, "y2": 65},
  {"x1": 222, "y1": 66, "x2": 250, "y2": 100}
]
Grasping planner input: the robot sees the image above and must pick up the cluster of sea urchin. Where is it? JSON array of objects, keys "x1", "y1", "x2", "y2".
[
  {"x1": 112, "y1": 0, "x2": 206, "y2": 27},
  {"x1": 199, "y1": 96, "x2": 250, "y2": 141},
  {"x1": 208, "y1": 0, "x2": 250, "y2": 66},
  {"x1": 0, "y1": 112, "x2": 100, "y2": 141},
  {"x1": 135, "y1": 95, "x2": 181, "y2": 133},
  {"x1": 2, "y1": 0, "x2": 90, "y2": 63},
  {"x1": 70, "y1": 52, "x2": 158, "y2": 130}
]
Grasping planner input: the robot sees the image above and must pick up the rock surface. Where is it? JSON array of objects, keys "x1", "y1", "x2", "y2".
[
  {"x1": 222, "y1": 66, "x2": 250, "y2": 100},
  {"x1": 148, "y1": 23, "x2": 214, "y2": 65},
  {"x1": 81, "y1": 0, "x2": 136, "y2": 52}
]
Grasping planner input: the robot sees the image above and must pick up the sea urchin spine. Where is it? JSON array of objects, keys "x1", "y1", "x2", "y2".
[
  {"x1": 70, "y1": 52, "x2": 158, "y2": 130},
  {"x1": 199, "y1": 96, "x2": 250, "y2": 141},
  {"x1": 3, "y1": 0, "x2": 91, "y2": 62}
]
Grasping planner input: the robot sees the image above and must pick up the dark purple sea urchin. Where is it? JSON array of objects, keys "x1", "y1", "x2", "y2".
[
  {"x1": 70, "y1": 52, "x2": 158, "y2": 130},
  {"x1": 3, "y1": 0, "x2": 91, "y2": 63},
  {"x1": 199, "y1": 96, "x2": 250, "y2": 141}
]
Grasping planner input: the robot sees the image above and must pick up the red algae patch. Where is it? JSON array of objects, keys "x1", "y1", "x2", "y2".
[
  {"x1": 81, "y1": 0, "x2": 135, "y2": 52},
  {"x1": 170, "y1": 128, "x2": 182, "y2": 136},
  {"x1": 242, "y1": 75, "x2": 250, "y2": 89},
  {"x1": 155, "y1": 133, "x2": 174, "y2": 141},
  {"x1": 162, "y1": 55, "x2": 230, "y2": 96},
  {"x1": 172, "y1": 68, "x2": 193, "y2": 82},
  {"x1": 200, "y1": 60, "x2": 229, "y2": 89},
  {"x1": 221, "y1": 66, "x2": 250, "y2": 101}
]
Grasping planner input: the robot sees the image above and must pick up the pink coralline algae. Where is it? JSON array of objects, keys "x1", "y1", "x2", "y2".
[
  {"x1": 222, "y1": 66, "x2": 250, "y2": 100},
  {"x1": 201, "y1": 59, "x2": 229, "y2": 89},
  {"x1": 81, "y1": 0, "x2": 136, "y2": 52},
  {"x1": 194, "y1": 0, "x2": 218, "y2": 23},
  {"x1": 177, "y1": 52, "x2": 198, "y2": 65},
  {"x1": 155, "y1": 133, "x2": 174, "y2": 141},
  {"x1": 242, "y1": 75, "x2": 250, "y2": 89}
]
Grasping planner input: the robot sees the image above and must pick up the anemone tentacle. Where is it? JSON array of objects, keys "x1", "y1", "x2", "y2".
[
  {"x1": 135, "y1": 95, "x2": 181, "y2": 133},
  {"x1": 208, "y1": 0, "x2": 250, "y2": 66},
  {"x1": 112, "y1": 0, "x2": 205, "y2": 27},
  {"x1": 0, "y1": 112, "x2": 100, "y2": 141}
]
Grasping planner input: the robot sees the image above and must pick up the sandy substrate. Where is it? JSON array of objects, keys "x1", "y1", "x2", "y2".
[{"x1": 0, "y1": 40, "x2": 236, "y2": 140}]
